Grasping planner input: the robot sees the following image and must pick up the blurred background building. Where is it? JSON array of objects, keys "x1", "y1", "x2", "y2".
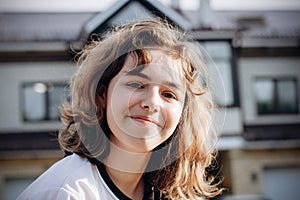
[{"x1": 0, "y1": 0, "x2": 300, "y2": 199}]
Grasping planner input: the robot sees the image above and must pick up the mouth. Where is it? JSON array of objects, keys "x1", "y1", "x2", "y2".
[{"x1": 130, "y1": 116, "x2": 160, "y2": 127}]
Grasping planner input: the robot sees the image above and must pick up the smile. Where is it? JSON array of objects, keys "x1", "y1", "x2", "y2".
[{"x1": 130, "y1": 116, "x2": 160, "y2": 127}]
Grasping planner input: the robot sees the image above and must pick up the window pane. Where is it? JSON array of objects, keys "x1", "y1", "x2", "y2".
[
  {"x1": 201, "y1": 41, "x2": 234, "y2": 106},
  {"x1": 277, "y1": 79, "x2": 298, "y2": 113},
  {"x1": 254, "y1": 78, "x2": 275, "y2": 114},
  {"x1": 48, "y1": 84, "x2": 67, "y2": 120},
  {"x1": 202, "y1": 41, "x2": 231, "y2": 59},
  {"x1": 23, "y1": 83, "x2": 47, "y2": 121},
  {"x1": 214, "y1": 60, "x2": 234, "y2": 106}
]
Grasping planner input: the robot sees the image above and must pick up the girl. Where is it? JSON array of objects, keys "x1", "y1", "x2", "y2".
[{"x1": 18, "y1": 19, "x2": 223, "y2": 200}]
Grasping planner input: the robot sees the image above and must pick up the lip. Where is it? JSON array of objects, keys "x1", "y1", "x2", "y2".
[{"x1": 130, "y1": 115, "x2": 160, "y2": 127}]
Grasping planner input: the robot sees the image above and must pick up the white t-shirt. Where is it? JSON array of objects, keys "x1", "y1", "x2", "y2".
[{"x1": 17, "y1": 154, "x2": 130, "y2": 200}]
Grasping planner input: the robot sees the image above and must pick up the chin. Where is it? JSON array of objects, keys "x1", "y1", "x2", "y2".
[{"x1": 128, "y1": 139, "x2": 159, "y2": 153}]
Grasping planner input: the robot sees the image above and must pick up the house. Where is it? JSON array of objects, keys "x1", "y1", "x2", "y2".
[{"x1": 0, "y1": 0, "x2": 299, "y2": 199}]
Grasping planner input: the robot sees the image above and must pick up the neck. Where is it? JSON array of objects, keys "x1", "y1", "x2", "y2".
[{"x1": 104, "y1": 143, "x2": 152, "y2": 199}]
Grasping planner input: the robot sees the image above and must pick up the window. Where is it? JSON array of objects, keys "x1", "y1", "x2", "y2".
[
  {"x1": 22, "y1": 82, "x2": 69, "y2": 122},
  {"x1": 200, "y1": 41, "x2": 235, "y2": 107},
  {"x1": 254, "y1": 77, "x2": 299, "y2": 115}
]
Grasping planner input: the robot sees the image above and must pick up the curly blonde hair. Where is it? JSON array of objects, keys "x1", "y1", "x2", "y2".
[{"x1": 59, "y1": 19, "x2": 223, "y2": 199}]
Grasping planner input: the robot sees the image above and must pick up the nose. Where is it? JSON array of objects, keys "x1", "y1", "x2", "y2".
[{"x1": 140, "y1": 86, "x2": 161, "y2": 113}]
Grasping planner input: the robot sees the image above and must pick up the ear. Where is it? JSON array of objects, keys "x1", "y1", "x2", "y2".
[{"x1": 98, "y1": 85, "x2": 106, "y2": 109}]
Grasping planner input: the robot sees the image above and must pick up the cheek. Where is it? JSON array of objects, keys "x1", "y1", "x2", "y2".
[
  {"x1": 106, "y1": 83, "x2": 133, "y2": 129},
  {"x1": 165, "y1": 104, "x2": 183, "y2": 130},
  {"x1": 108, "y1": 87, "x2": 134, "y2": 114},
  {"x1": 106, "y1": 81, "x2": 121, "y2": 128}
]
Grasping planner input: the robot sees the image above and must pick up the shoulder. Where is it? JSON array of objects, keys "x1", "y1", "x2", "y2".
[{"x1": 17, "y1": 154, "x2": 102, "y2": 199}]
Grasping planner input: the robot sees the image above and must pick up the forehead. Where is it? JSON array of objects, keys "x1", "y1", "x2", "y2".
[{"x1": 122, "y1": 49, "x2": 183, "y2": 75}]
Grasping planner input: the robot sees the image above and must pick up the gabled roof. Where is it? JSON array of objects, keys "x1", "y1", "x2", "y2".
[{"x1": 79, "y1": 0, "x2": 193, "y2": 40}]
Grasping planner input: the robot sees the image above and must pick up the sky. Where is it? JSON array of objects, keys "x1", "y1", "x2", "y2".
[{"x1": 0, "y1": 0, "x2": 299, "y2": 12}]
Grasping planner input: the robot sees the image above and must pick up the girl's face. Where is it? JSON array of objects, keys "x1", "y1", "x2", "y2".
[{"x1": 106, "y1": 50, "x2": 186, "y2": 153}]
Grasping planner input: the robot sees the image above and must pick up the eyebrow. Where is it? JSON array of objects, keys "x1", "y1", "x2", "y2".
[
  {"x1": 124, "y1": 67, "x2": 184, "y2": 91},
  {"x1": 125, "y1": 65, "x2": 149, "y2": 79}
]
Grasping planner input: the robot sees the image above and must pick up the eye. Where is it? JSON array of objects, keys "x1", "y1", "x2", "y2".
[
  {"x1": 127, "y1": 82, "x2": 145, "y2": 89},
  {"x1": 162, "y1": 92, "x2": 176, "y2": 100}
]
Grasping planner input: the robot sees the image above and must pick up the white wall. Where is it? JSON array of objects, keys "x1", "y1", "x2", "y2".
[
  {"x1": 0, "y1": 62, "x2": 74, "y2": 132},
  {"x1": 217, "y1": 107, "x2": 243, "y2": 135}
]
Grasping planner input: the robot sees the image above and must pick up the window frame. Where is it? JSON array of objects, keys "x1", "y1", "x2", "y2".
[
  {"x1": 196, "y1": 39, "x2": 239, "y2": 108},
  {"x1": 21, "y1": 81, "x2": 69, "y2": 122},
  {"x1": 254, "y1": 76, "x2": 299, "y2": 115}
]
